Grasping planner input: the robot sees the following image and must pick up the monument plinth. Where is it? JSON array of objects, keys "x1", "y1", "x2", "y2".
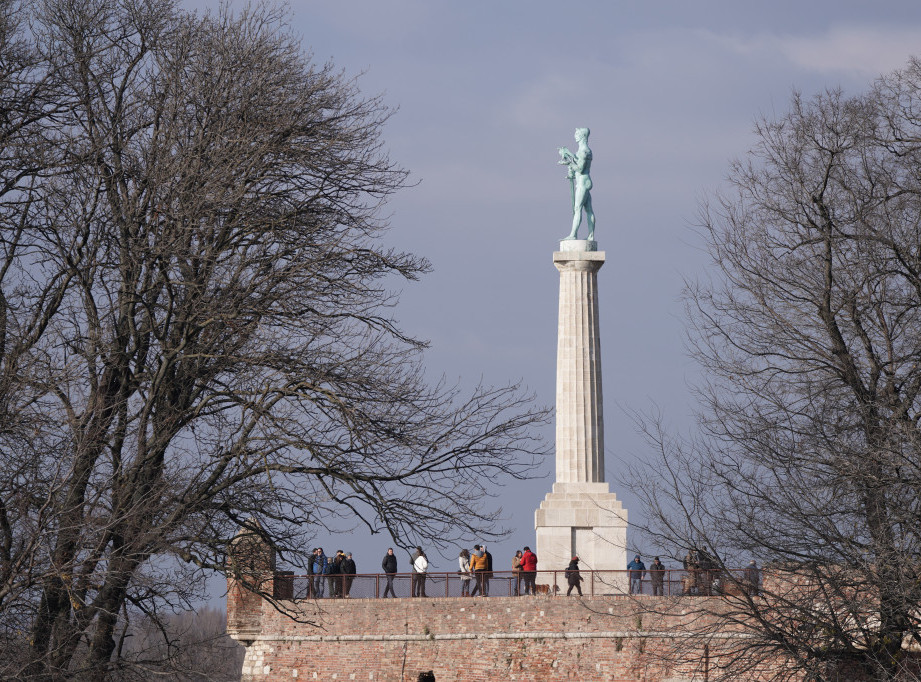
[{"x1": 535, "y1": 239, "x2": 627, "y2": 584}]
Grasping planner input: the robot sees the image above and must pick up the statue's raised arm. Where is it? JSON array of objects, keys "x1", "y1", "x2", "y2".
[{"x1": 557, "y1": 127, "x2": 595, "y2": 241}]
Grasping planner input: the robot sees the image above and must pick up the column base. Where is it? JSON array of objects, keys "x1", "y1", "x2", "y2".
[{"x1": 534, "y1": 483, "x2": 627, "y2": 585}]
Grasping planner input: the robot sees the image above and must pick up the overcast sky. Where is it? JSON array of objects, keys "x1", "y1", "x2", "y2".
[{"x1": 186, "y1": 1, "x2": 921, "y2": 576}]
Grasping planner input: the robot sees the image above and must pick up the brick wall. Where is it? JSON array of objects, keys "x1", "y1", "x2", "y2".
[
  {"x1": 226, "y1": 544, "x2": 921, "y2": 681},
  {"x1": 227, "y1": 589, "x2": 773, "y2": 682}
]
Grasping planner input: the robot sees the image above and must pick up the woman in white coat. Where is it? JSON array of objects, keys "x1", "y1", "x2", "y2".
[{"x1": 412, "y1": 547, "x2": 429, "y2": 598}]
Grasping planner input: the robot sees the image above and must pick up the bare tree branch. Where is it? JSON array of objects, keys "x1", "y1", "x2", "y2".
[
  {"x1": 624, "y1": 68, "x2": 921, "y2": 681},
  {"x1": 0, "y1": 1, "x2": 550, "y2": 678}
]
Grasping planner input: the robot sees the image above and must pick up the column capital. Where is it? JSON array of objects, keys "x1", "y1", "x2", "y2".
[{"x1": 553, "y1": 250, "x2": 606, "y2": 273}]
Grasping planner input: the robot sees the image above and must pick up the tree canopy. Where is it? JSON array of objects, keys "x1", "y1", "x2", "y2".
[
  {"x1": 0, "y1": 0, "x2": 548, "y2": 677},
  {"x1": 627, "y1": 60, "x2": 921, "y2": 681}
]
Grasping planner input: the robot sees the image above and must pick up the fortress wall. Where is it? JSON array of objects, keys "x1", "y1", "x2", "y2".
[{"x1": 227, "y1": 593, "x2": 761, "y2": 682}]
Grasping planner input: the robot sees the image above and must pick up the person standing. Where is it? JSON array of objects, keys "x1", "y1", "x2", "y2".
[
  {"x1": 743, "y1": 560, "x2": 760, "y2": 596},
  {"x1": 381, "y1": 548, "x2": 398, "y2": 598},
  {"x1": 482, "y1": 544, "x2": 493, "y2": 597},
  {"x1": 332, "y1": 550, "x2": 345, "y2": 598},
  {"x1": 566, "y1": 556, "x2": 583, "y2": 596},
  {"x1": 469, "y1": 545, "x2": 486, "y2": 597},
  {"x1": 342, "y1": 552, "x2": 356, "y2": 598},
  {"x1": 520, "y1": 546, "x2": 538, "y2": 595},
  {"x1": 326, "y1": 556, "x2": 337, "y2": 598},
  {"x1": 682, "y1": 548, "x2": 699, "y2": 595},
  {"x1": 306, "y1": 548, "x2": 317, "y2": 598},
  {"x1": 697, "y1": 547, "x2": 716, "y2": 596},
  {"x1": 458, "y1": 549, "x2": 472, "y2": 597},
  {"x1": 312, "y1": 548, "x2": 327, "y2": 598},
  {"x1": 512, "y1": 550, "x2": 523, "y2": 596},
  {"x1": 627, "y1": 555, "x2": 646, "y2": 595},
  {"x1": 412, "y1": 547, "x2": 428, "y2": 597},
  {"x1": 649, "y1": 557, "x2": 666, "y2": 596}
]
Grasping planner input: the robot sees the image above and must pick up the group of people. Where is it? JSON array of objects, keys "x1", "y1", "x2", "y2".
[
  {"x1": 456, "y1": 545, "x2": 492, "y2": 597},
  {"x1": 306, "y1": 543, "x2": 761, "y2": 600},
  {"x1": 456, "y1": 545, "x2": 540, "y2": 597},
  {"x1": 378, "y1": 544, "x2": 542, "y2": 598},
  {"x1": 381, "y1": 545, "x2": 433, "y2": 598},
  {"x1": 627, "y1": 550, "x2": 761, "y2": 597},
  {"x1": 626, "y1": 555, "x2": 667, "y2": 595},
  {"x1": 680, "y1": 548, "x2": 717, "y2": 596},
  {"x1": 305, "y1": 548, "x2": 357, "y2": 598}
]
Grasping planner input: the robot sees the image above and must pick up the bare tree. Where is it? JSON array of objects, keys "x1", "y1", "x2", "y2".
[
  {"x1": 0, "y1": 0, "x2": 549, "y2": 678},
  {"x1": 105, "y1": 607, "x2": 243, "y2": 682},
  {"x1": 625, "y1": 62, "x2": 921, "y2": 681}
]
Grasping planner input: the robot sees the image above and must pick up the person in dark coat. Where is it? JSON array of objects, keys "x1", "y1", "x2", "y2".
[
  {"x1": 382, "y1": 548, "x2": 398, "y2": 598},
  {"x1": 743, "y1": 560, "x2": 760, "y2": 596},
  {"x1": 306, "y1": 548, "x2": 317, "y2": 598},
  {"x1": 565, "y1": 556, "x2": 583, "y2": 596},
  {"x1": 342, "y1": 552, "x2": 357, "y2": 598},
  {"x1": 332, "y1": 550, "x2": 345, "y2": 597},
  {"x1": 326, "y1": 556, "x2": 338, "y2": 597},
  {"x1": 682, "y1": 549, "x2": 699, "y2": 595},
  {"x1": 482, "y1": 544, "x2": 493, "y2": 597},
  {"x1": 649, "y1": 557, "x2": 666, "y2": 596}
]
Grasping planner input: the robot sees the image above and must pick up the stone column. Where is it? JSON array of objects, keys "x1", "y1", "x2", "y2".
[
  {"x1": 535, "y1": 240, "x2": 627, "y2": 590},
  {"x1": 554, "y1": 246, "x2": 605, "y2": 483}
]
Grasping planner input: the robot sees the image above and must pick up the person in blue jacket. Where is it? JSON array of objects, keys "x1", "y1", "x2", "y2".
[
  {"x1": 312, "y1": 548, "x2": 327, "y2": 598},
  {"x1": 628, "y1": 554, "x2": 646, "y2": 595}
]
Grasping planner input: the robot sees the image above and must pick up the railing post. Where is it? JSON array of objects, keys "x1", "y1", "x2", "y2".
[{"x1": 445, "y1": 571, "x2": 449, "y2": 598}]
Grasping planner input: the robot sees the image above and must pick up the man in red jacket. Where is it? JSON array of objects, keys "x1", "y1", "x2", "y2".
[{"x1": 520, "y1": 547, "x2": 538, "y2": 595}]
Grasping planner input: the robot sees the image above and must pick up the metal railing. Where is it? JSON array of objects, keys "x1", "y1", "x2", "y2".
[{"x1": 272, "y1": 569, "x2": 758, "y2": 600}]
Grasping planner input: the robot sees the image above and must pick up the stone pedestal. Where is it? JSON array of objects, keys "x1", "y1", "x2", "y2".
[{"x1": 535, "y1": 241, "x2": 627, "y2": 585}]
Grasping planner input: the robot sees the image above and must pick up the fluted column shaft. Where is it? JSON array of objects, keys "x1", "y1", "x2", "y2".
[{"x1": 554, "y1": 250, "x2": 605, "y2": 483}]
